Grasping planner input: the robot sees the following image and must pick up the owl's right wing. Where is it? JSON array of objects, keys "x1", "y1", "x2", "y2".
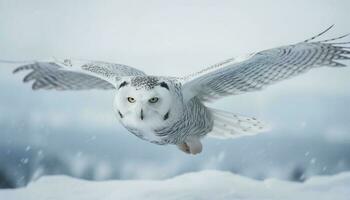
[
  {"x1": 12, "y1": 59, "x2": 146, "y2": 90},
  {"x1": 182, "y1": 26, "x2": 350, "y2": 102}
]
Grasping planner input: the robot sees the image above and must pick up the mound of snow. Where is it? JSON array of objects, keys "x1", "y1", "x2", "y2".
[{"x1": 1, "y1": 170, "x2": 349, "y2": 200}]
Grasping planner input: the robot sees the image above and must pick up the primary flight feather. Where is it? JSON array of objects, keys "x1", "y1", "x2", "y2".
[{"x1": 11, "y1": 26, "x2": 350, "y2": 154}]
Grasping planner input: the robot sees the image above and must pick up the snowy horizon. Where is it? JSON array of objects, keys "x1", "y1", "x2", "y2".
[{"x1": 1, "y1": 170, "x2": 350, "y2": 200}]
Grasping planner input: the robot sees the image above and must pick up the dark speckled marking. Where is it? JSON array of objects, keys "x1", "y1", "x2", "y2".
[
  {"x1": 163, "y1": 111, "x2": 170, "y2": 120},
  {"x1": 159, "y1": 82, "x2": 169, "y2": 90},
  {"x1": 118, "y1": 81, "x2": 128, "y2": 89},
  {"x1": 118, "y1": 110, "x2": 123, "y2": 118},
  {"x1": 131, "y1": 76, "x2": 160, "y2": 90}
]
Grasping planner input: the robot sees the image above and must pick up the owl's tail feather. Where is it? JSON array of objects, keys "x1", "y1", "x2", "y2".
[{"x1": 207, "y1": 108, "x2": 269, "y2": 139}]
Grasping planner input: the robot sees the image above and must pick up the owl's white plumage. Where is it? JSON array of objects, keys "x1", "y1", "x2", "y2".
[
  {"x1": 11, "y1": 26, "x2": 350, "y2": 154},
  {"x1": 113, "y1": 77, "x2": 181, "y2": 142}
]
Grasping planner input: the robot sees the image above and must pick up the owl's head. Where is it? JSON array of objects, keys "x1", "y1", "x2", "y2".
[{"x1": 113, "y1": 76, "x2": 183, "y2": 130}]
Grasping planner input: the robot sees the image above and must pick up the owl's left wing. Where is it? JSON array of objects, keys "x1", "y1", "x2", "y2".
[
  {"x1": 182, "y1": 27, "x2": 350, "y2": 102},
  {"x1": 12, "y1": 59, "x2": 146, "y2": 90}
]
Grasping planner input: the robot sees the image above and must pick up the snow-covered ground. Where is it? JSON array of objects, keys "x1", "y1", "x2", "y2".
[{"x1": 1, "y1": 170, "x2": 349, "y2": 200}]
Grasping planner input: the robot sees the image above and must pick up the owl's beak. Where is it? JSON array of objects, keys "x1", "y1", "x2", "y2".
[{"x1": 140, "y1": 109, "x2": 144, "y2": 120}]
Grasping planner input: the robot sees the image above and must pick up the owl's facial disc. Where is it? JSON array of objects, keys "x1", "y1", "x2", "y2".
[{"x1": 113, "y1": 80, "x2": 173, "y2": 129}]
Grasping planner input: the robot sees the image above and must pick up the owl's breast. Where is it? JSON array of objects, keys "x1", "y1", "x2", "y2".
[{"x1": 123, "y1": 123, "x2": 169, "y2": 145}]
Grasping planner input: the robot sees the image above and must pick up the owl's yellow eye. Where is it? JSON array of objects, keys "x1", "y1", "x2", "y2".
[
  {"x1": 127, "y1": 97, "x2": 136, "y2": 103},
  {"x1": 149, "y1": 97, "x2": 159, "y2": 103}
]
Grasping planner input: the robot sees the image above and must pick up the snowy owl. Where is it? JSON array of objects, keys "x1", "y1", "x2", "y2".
[{"x1": 11, "y1": 26, "x2": 349, "y2": 154}]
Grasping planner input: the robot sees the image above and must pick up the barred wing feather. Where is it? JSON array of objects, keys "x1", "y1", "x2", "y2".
[
  {"x1": 182, "y1": 27, "x2": 350, "y2": 102},
  {"x1": 13, "y1": 59, "x2": 146, "y2": 90}
]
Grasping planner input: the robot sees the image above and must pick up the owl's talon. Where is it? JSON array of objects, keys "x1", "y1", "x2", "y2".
[
  {"x1": 177, "y1": 137, "x2": 203, "y2": 155},
  {"x1": 177, "y1": 143, "x2": 191, "y2": 154},
  {"x1": 186, "y1": 137, "x2": 202, "y2": 155}
]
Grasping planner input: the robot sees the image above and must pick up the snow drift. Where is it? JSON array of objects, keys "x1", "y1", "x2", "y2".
[{"x1": 0, "y1": 170, "x2": 349, "y2": 200}]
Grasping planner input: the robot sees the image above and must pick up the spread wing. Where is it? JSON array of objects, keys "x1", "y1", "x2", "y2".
[
  {"x1": 12, "y1": 59, "x2": 146, "y2": 90},
  {"x1": 182, "y1": 26, "x2": 350, "y2": 102}
]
